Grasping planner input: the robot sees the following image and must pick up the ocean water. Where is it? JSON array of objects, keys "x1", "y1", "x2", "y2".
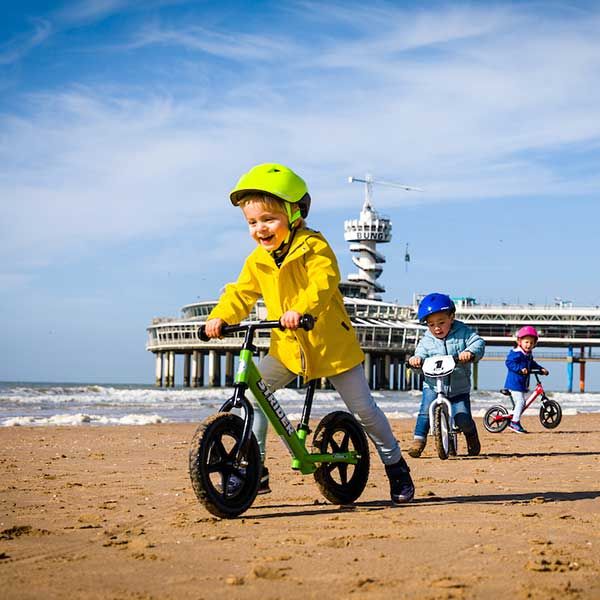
[{"x1": 1, "y1": 381, "x2": 598, "y2": 427}]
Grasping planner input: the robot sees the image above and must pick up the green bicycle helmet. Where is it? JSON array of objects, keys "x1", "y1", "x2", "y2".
[{"x1": 230, "y1": 163, "x2": 311, "y2": 224}]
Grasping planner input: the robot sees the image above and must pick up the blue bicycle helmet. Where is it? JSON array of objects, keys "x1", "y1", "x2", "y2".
[{"x1": 417, "y1": 293, "x2": 456, "y2": 322}]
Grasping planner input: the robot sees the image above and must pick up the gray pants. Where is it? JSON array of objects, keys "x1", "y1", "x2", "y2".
[
  {"x1": 252, "y1": 355, "x2": 401, "y2": 466},
  {"x1": 510, "y1": 390, "x2": 526, "y2": 422}
]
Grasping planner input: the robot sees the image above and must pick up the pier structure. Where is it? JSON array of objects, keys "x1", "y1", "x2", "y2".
[
  {"x1": 147, "y1": 298, "x2": 421, "y2": 390},
  {"x1": 147, "y1": 297, "x2": 600, "y2": 391},
  {"x1": 448, "y1": 297, "x2": 600, "y2": 392}
]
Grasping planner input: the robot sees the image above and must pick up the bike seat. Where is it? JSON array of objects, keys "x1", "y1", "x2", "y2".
[{"x1": 500, "y1": 388, "x2": 512, "y2": 396}]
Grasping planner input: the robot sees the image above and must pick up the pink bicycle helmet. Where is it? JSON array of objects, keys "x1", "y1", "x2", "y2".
[{"x1": 516, "y1": 325, "x2": 539, "y2": 339}]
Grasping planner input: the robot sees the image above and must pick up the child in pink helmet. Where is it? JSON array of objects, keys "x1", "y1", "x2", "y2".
[{"x1": 503, "y1": 326, "x2": 549, "y2": 433}]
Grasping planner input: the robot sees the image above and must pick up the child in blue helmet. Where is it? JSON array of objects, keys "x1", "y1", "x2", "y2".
[
  {"x1": 504, "y1": 326, "x2": 549, "y2": 434},
  {"x1": 407, "y1": 293, "x2": 485, "y2": 457}
]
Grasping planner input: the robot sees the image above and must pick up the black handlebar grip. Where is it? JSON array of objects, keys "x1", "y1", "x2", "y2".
[
  {"x1": 197, "y1": 325, "x2": 210, "y2": 342},
  {"x1": 299, "y1": 314, "x2": 315, "y2": 331}
]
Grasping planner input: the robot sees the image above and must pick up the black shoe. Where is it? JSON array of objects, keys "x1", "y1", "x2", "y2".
[
  {"x1": 257, "y1": 466, "x2": 271, "y2": 495},
  {"x1": 465, "y1": 427, "x2": 481, "y2": 456},
  {"x1": 385, "y1": 457, "x2": 415, "y2": 505},
  {"x1": 215, "y1": 470, "x2": 244, "y2": 497}
]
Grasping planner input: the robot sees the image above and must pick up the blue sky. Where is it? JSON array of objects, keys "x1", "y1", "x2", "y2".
[{"x1": 2, "y1": 0, "x2": 600, "y2": 384}]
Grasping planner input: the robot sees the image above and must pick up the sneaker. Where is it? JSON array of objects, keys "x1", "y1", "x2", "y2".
[
  {"x1": 509, "y1": 421, "x2": 528, "y2": 434},
  {"x1": 257, "y1": 467, "x2": 271, "y2": 495},
  {"x1": 215, "y1": 471, "x2": 244, "y2": 496},
  {"x1": 465, "y1": 427, "x2": 481, "y2": 456},
  {"x1": 385, "y1": 457, "x2": 415, "y2": 505},
  {"x1": 407, "y1": 438, "x2": 426, "y2": 458}
]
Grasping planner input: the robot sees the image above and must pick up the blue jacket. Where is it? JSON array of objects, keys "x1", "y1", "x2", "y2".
[
  {"x1": 504, "y1": 348, "x2": 543, "y2": 391},
  {"x1": 414, "y1": 320, "x2": 485, "y2": 397}
]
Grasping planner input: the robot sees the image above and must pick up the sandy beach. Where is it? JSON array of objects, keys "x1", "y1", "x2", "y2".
[{"x1": 1, "y1": 414, "x2": 599, "y2": 599}]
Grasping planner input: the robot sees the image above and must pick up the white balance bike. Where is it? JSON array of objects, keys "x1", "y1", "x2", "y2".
[{"x1": 422, "y1": 355, "x2": 460, "y2": 460}]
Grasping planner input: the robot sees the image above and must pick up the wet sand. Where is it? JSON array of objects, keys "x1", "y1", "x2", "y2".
[{"x1": 1, "y1": 414, "x2": 599, "y2": 599}]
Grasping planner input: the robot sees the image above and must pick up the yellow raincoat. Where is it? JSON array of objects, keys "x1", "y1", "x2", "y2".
[{"x1": 208, "y1": 228, "x2": 365, "y2": 381}]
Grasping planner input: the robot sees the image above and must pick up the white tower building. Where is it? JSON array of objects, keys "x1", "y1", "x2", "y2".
[{"x1": 345, "y1": 174, "x2": 422, "y2": 300}]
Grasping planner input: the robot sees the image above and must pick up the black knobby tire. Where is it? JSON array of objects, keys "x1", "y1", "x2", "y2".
[
  {"x1": 189, "y1": 413, "x2": 261, "y2": 519},
  {"x1": 539, "y1": 399, "x2": 562, "y2": 429},
  {"x1": 483, "y1": 405, "x2": 510, "y2": 433},
  {"x1": 312, "y1": 411, "x2": 370, "y2": 505},
  {"x1": 433, "y1": 403, "x2": 451, "y2": 460}
]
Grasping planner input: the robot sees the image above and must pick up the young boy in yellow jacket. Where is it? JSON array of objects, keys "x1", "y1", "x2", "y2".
[{"x1": 205, "y1": 163, "x2": 415, "y2": 505}]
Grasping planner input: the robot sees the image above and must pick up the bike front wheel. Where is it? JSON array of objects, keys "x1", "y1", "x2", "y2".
[
  {"x1": 433, "y1": 404, "x2": 451, "y2": 460},
  {"x1": 189, "y1": 413, "x2": 261, "y2": 519},
  {"x1": 313, "y1": 411, "x2": 370, "y2": 505},
  {"x1": 539, "y1": 399, "x2": 562, "y2": 429},
  {"x1": 483, "y1": 405, "x2": 510, "y2": 433}
]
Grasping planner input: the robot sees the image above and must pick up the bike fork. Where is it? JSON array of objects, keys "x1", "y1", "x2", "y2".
[
  {"x1": 218, "y1": 383, "x2": 256, "y2": 465},
  {"x1": 428, "y1": 394, "x2": 453, "y2": 432}
]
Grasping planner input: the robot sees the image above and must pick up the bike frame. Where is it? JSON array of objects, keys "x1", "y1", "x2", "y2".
[
  {"x1": 423, "y1": 355, "x2": 458, "y2": 435},
  {"x1": 506, "y1": 375, "x2": 546, "y2": 419},
  {"x1": 214, "y1": 321, "x2": 360, "y2": 475},
  {"x1": 427, "y1": 382, "x2": 455, "y2": 434}
]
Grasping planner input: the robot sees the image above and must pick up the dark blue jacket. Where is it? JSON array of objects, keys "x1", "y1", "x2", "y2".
[{"x1": 504, "y1": 348, "x2": 543, "y2": 391}]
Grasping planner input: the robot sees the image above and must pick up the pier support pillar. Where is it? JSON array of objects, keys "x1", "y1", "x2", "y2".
[
  {"x1": 196, "y1": 351, "x2": 205, "y2": 387},
  {"x1": 580, "y1": 347, "x2": 586, "y2": 393},
  {"x1": 167, "y1": 351, "x2": 175, "y2": 387},
  {"x1": 183, "y1": 353, "x2": 191, "y2": 388},
  {"x1": 364, "y1": 352, "x2": 373, "y2": 388},
  {"x1": 225, "y1": 352, "x2": 234, "y2": 386},
  {"x1": 567, "y1": 346, "x2": 574, "y2": 393},
  {"x1": 155, "y1": 353, "x2": 163, "y2": 387},
  {"x1": 392, "y1": 357, "x2": 399, "y2": 391},
  {"x1": 208, "y1": 350, "x2": 221, "y2": 387},
  {"x1": 383, "y1": 354, "x2": 391, "y2": 390},
  {"x1": 191, "y1": 351, "x2": 198, "y2": 388}
]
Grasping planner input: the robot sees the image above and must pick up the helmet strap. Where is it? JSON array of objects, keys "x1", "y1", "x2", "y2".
[
  {"x1": 284, "y1": 202, "x2": 302, "y2": 226},
  {"x1": 271, "y1": 223, "x2": 299, "y2": 267}
]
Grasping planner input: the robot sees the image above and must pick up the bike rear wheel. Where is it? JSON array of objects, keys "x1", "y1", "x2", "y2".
[
  {"x1": 539, "y1": 399, "x2": 562, "y2": 429},
  {"x1": 313, "y1": 411, "x2": 370, "y2": 505},
  {"x1": 483, "y1": 405, "x2": 510, "y2": 433},
  {"x1": 433, "y1": 404, "x2": 451, "y2": 460},
  {"x1": 189, "y1": 413, "x2": 261, "y2": 519}
]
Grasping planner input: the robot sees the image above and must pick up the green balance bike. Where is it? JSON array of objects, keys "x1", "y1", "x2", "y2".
[{"x1": 189, "y1": 315, "x2": 370, "y2": 518}]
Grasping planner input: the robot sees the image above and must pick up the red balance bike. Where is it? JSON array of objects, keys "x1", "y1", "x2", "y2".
[{"x1": 483, "y1": 369, "x2": 562, "y2": 433}]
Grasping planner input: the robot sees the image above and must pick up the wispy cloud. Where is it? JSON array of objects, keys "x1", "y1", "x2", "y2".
[
  {"x1": 2, "y1": 2, "x2": 600, "y2": 279},
  {"x1": 54, "y1": 0, "x2": 182, "y2": 27},
  {"x1": 127, "y1": 22, "x2": 298, "y2": 62},
  {"x1": 0, "y1": 18, "x2": 52, "y2": 65}
]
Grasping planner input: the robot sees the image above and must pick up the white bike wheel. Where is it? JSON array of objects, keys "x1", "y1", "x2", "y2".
[{"x1": 433, "y1": 404, "x2": 450, "y2": 460}]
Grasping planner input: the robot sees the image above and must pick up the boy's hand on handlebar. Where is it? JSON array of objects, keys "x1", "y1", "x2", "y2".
[
  {"x1": 457, "y1": 350, "x2": 474, "y2": 363},
  {"x1": 408, "y1": 356, "x2": 422, "y2": 368},
  {"x1": 521, "y1": 368, "x2": 528, "y2": 374},
  {"x1": 280, "y1": 310, "x2": 302, "y2": 330},
  {"x1": 205, "y1": 318, "x2": 226, "y2": 338}
]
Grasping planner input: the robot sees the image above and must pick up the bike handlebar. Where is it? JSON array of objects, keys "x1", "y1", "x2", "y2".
[
  {"x1": 406, "y1": 352, "x2": 475, "y2": 369},
  {"x1": 197, "y1": 314, "x2": 315, "y2": 341},
  {"x1": 528, "y1": 369, "x2": 548, "y2": 378}
]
